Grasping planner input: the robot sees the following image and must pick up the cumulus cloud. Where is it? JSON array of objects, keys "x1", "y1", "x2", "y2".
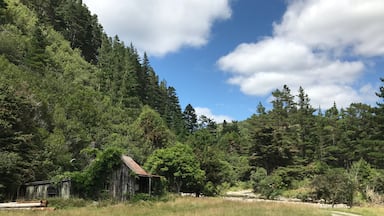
[
  {"x1": 218, "y1": 0, "x2": 384, "y2": 109},
  {"x1": 195, "y1": 107, "x2": 233, "y2": 123},
  {"x1": 83, "y1": 0, "x2": 231, "y2": 56},
  {"x1": 219, "y1": 38, "x2": 364, "y2": 95},
  {"x1": 274, "y1": 0, "x2": 384, "y2": 56}
]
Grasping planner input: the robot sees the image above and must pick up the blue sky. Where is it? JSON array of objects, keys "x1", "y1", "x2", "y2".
[{"x1": 83, "y1": 0, "x2": 384, "y2": 122}]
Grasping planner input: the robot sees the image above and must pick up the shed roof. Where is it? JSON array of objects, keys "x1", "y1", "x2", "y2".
[
  {"x1": 24, "y1": 179, "x2": 70, "y2": 186},
  {"x1": 121, "y1": 155, "x2": 156, "y2": 177}
]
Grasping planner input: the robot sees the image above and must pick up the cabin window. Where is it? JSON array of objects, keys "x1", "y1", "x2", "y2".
[{"x1": 47, "y1": 185, "x2": 58, "y2": 197}]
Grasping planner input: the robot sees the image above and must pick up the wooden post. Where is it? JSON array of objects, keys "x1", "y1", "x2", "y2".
[{"x1": 148, "y1": 177, "x2": 151, "y2": 196}]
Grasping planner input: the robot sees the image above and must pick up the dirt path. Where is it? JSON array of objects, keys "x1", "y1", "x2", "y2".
[{"x1": 224, "y1": 190, "x2": 349, "y2": 208}]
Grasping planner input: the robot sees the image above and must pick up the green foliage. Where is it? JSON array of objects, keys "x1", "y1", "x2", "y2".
[
  {"x1": 0, "y1": 81, "x2": 44, "y2": 200},
  {"x1": 6, "y1": 0, "x2": 38, "y2": 34},
  {"x1": 145, "y1": 143, "x2": 205, "y2": 194},
  {"x1": 348, "y1": 159, "x2": 384, "y2": 203},
  {"x1": 250, "y1": 167, "x2": 267, "y2": 193},
  {"x1": 282, "y1": 186, "x2": 313, "y2": 201},
  {"x1": 25, "y1": 26, "x2": 49, "y2": 72},
  {"x1": 186, "y1": 128, "x2": 240, "y2": 192},
  {"x1": 68, "y1": 147, "x2": 123, "y2": 199},
  {"x1": 0, "y1": 24, "x2": 27, "y2": 64},
  {"x1": 258, "y1": 173, "x2": 284, "y2": 199},
  {"x1": 0, "y1": 0, "x2": 6, "y2": 22},
  {"x1": 202, "y1": 181, "x2": 218, "y2": 196},
  {"x1": 53, "y1": 0, "x2": 102, "y2": 63},
  {"x1": 126, "y1": 106, "x2": 175, "y2": 163},
  {"x1": 131, "y1": 193, "x2": 157, "y2": 203},
  {"x1": 183, "y1": 104, "x2": 198, "y2": 134},
  {"x1": 48, "y1": 197, "x2": 90, "y2": 209},
  {"x1": 312, "y1": 169, "x2": 355, "y2": 206}
]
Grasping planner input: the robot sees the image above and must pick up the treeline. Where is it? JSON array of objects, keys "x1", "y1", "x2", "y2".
[
  {"x1": 1, "y1": 0, "x2": 383, "y2": 206},
  {"x1": 246, "y1": 84, "x2": 384, "y2": 204},
  {"x1": 248, "y1": 85, "x2": 384, "y2": 171}
]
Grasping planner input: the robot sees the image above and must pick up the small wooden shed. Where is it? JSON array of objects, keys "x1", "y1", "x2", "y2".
[
  {"x1": 19, "y1": 179, "x2": 71, "y2": 200},
  {"x1": 107, "y1": 155, "x2": 160, "y2": 201}
]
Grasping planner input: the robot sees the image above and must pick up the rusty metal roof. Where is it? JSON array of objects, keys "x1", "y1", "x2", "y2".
[{"x1": 121, "y1": 155, "x2": 154, "y2": 177}]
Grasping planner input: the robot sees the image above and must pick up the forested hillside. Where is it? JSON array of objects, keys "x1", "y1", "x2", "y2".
[
  {"x1": 1, "y1": 0, "x2": 383, "y2": 206},
  {"x1": 0, "y1": 0, "x2": 184, "y2": 200}
]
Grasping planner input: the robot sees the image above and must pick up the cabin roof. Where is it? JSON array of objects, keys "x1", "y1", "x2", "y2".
[
  {"x1": 24, "y1": 179, "x2": 70, "y2": 186},
  {"x1": 121, "y1": 155, "x2": 157, "y2": 177}
]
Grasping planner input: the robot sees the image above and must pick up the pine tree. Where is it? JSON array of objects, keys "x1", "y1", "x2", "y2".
[
  {"x1": 375, "y1": 77, "x2": 384, "y2": 139},
  {"x1": 164, "y1": 86, "x2": 185, "y2": 136},
  {"x1": 183, "y1": 104, "x2": 198, "y2": 134},
  {"x1": 282, "y1": 84, "x2": 297, "y2": 114},
  {"x1": 256, "y1": 102, "x2": 266, "y2": 115},
  {"x1": 138, "y1": 52, "x2": 151, "y2": 104},
  {"x1": 25, "y1": 26, "x2": 49, "y2": 73},
  {"x1": 295, "y1": 86, "x2": 316, "y2": 164},
  {"x1": 0, "y1": 84, "x2": 42, "y2": 200},
  {"x1": 269, "y1": 85, "x2": 297, "y2": 166},
  {"x1": 341, "y1": 103, "x2": 376, "y2": 165},
  {"x1": 321, "y1": 102, "x2": 345, "y2": 167}
]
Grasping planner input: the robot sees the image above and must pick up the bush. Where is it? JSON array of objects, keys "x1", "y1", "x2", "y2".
[
  {"x1": 311, "y1": 168, "x2": 354, "y2": 206},
  {"x1": 203, "y1": 181, "x2": 218, "y2": 196},
  {"x1": 130, "y1": 193, "x2": 173, "y2": 203},
  {"x1": 48, "y1": 198, "x2": 90, "y2": 209},
  {"x1": 251, "y1": 167, "x2": 286, "y2": 199},
  {"x1": 250, "y1": 167, "x2": 267, "y2": 193},
  {"x1": 281, "y1": 187, "x2": 313, "y2": 201},
  {"x1": 131, "y1": 193, "x2": 153, "y2": 202},
  {"x1": 216, "y1": 182, "x2": 231, "y2": 195},
  {"x1": 258, "y1": 173, "x2": 284, "y2": 199}
]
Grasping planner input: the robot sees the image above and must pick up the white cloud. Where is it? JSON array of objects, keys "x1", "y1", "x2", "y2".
[
  {"x1": 83, "y1": 0, "x2": 231, "y2": 56},
  {"x1": 219, "y1": 37, "x2": 364, "y2": 98},
  {"x1": 218, "y1": 0, "x2": 383, "y2": 110},
  {"x1": 274, "y1": 0, "x2": 384, "y2": 57},
  {"x1": 306, "y1": 84, "x2": 362, "y2": 109},
  {"x1": 195, "y1": 107, "x2": 233, "y2": 123}
]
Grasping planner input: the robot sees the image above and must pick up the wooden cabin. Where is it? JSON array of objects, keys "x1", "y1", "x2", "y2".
[
  {"x1": 107, "y1": 155, "x2": 160, "y2": 201},
  {"x1": 19, "y1": 155, "x2": 159, "y2": 201}
]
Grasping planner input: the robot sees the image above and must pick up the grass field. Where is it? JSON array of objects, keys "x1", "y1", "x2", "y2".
[
  {"x1": 0, "y1": 197, "x2": 383, "y2": 216},
  {"x1": 339, "y1": 205, "x2": 384, "y2": 216}
]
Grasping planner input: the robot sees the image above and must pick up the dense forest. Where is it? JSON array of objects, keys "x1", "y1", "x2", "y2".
[{"x1": 1, "y1": 0, "x2": 383, "y2": 205}]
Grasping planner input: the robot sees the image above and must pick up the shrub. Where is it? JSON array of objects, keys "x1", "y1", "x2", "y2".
[
  {"x1": 131, "y1": 193, "x2": 153, "y2": 202},
  {"x1": 250, "y1": 167, "x2": 267, "y2": 193},
  {"x1": 203, "y1": 181, "x2": 218, "y2": 196},
  {"x1": 281, "y1": 187, "x2": 313, "y2": 201},
  {"x1": 311, "y1": 168, "x2": 354, "y2": 206},
  {"x1": 130, "y1": 193, "x2": 174, "y2": 203},
  {"x1": 258, "y1": 173, "x2": 284, "y2": 199},
  {"x1": 48, "y1": 198, "x2": 90, "y2": 209}
]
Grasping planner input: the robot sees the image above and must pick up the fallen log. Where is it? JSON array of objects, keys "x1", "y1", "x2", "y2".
[
  {"x1": 0, "y1": 207, "x2": 55, "y2": 211},
  {"x1": 0, "y1": 200, "x2": 48, "y2": 208}
]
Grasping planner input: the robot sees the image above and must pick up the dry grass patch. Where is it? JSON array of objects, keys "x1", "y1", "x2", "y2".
[
  {"x1": 1, "y1": 197, "x2": 382, "y2": 216},
  {"x1": 335, "y1": 206, "x2": 384, "y2": 216}
]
